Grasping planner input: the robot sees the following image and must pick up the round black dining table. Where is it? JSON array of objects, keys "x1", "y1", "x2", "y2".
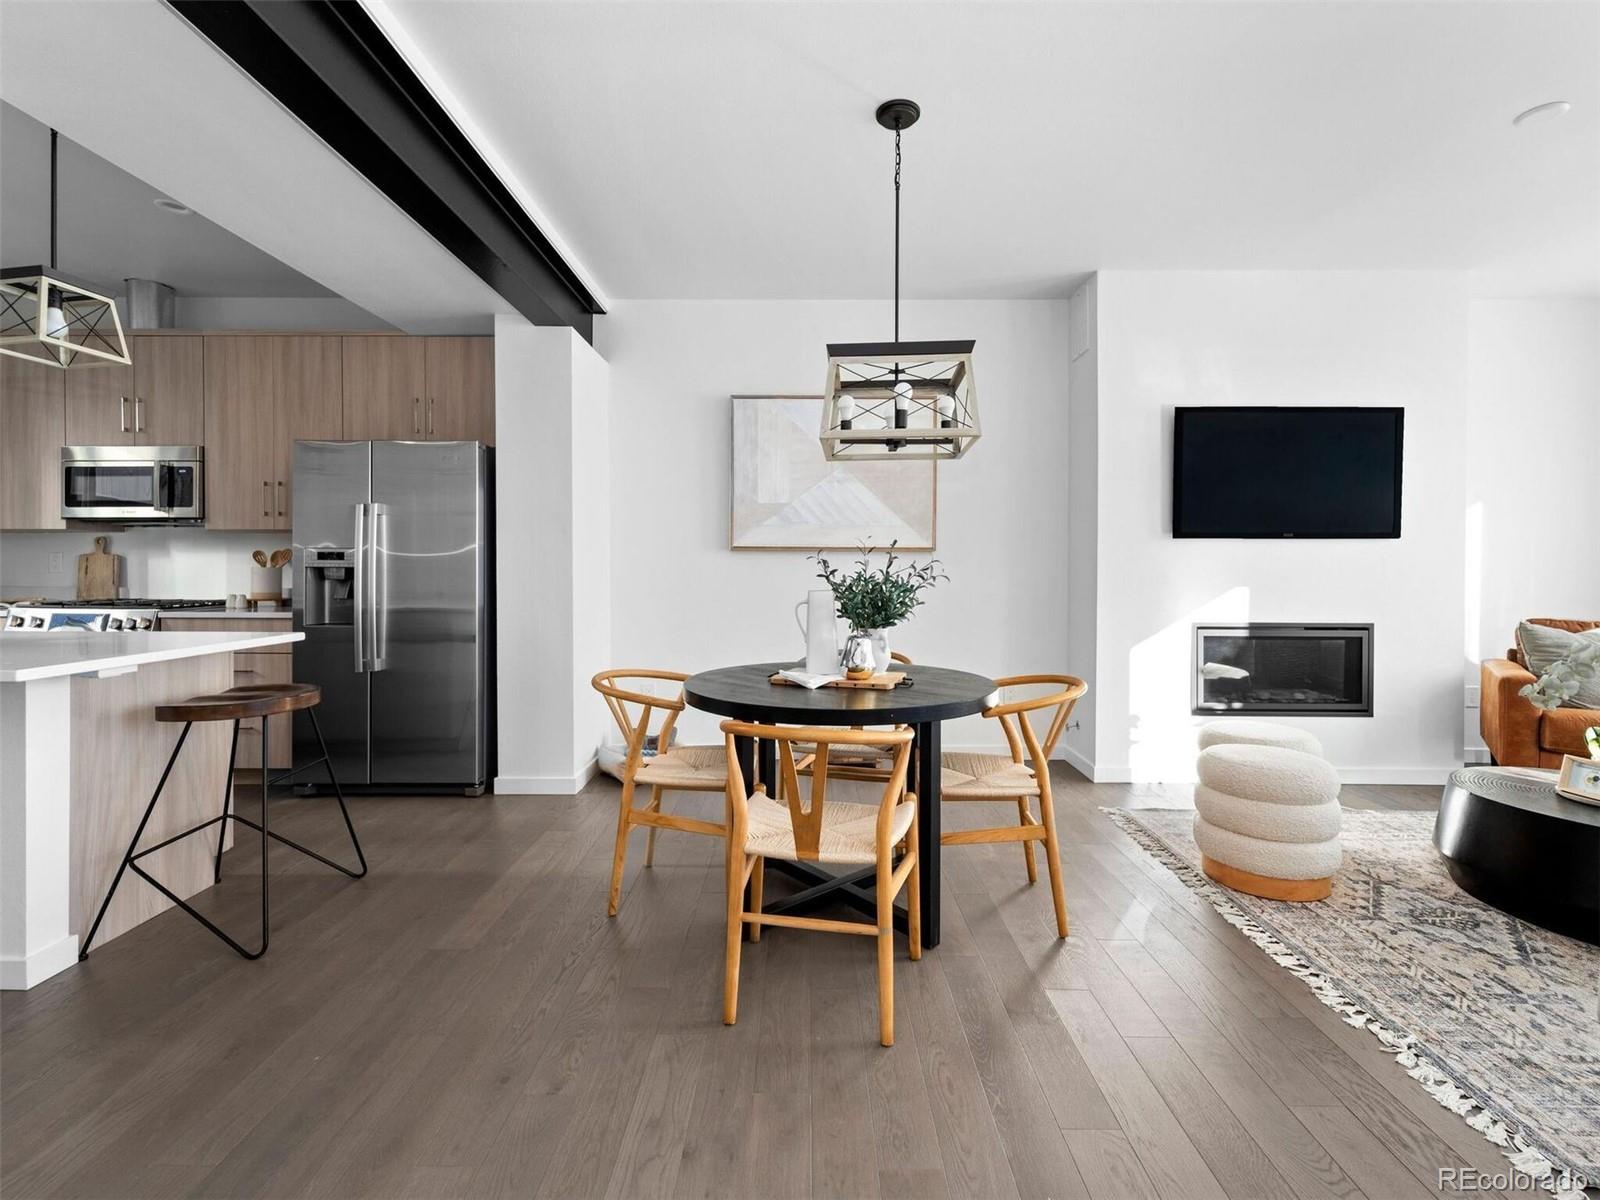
[{"x1": 684, "y1": 662, "x2": 999, "y2": 949}]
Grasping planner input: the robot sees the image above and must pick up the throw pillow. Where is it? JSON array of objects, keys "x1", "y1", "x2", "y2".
[{"x1": 1516, "y1": 622, "x2": 1600, "y2": 709}]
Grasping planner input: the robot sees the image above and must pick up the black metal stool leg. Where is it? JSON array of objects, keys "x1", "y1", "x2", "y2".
[
  {"x1": 213, "y1": 719, "x2": 240, "y2": 884},
  {"x1": 259, "y1": 712, "x2": 271, "y2": 957},
  {"x1": 80, "y1": 722, "x2": 193, "y2": 959},
  {"x1": 308, "y1": 706, "x2": 367, "y2": 877}
]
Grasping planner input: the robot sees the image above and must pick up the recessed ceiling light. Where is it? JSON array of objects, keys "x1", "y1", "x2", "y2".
[
  {"x1": 1513, "y1": 101, "x2": 1571, "y2": 127},
  {"x1": 153, "y1": 197, "x2": 192, "y2": 214}
]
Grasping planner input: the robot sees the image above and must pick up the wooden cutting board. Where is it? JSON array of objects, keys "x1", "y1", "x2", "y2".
[
  {"x1": 769, "y1": 671, "x2": 906, "y2": 691},
  {"x1": 77, "y1": 536, "x2": 120, "y2": 601}
]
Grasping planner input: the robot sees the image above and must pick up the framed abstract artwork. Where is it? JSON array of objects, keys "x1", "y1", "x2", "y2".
[{"x1": 730, "y1": 395, "x2": 936, "y2": 550}]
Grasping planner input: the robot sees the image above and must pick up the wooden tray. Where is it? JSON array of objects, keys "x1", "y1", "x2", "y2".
[{"x1": 769, "y1": 671, "x2": 906, "y2": 691}]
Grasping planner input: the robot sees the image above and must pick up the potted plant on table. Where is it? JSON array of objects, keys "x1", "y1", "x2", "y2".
[{"x1": 810, "y1": 542, "x2": 947, "y2": 677}]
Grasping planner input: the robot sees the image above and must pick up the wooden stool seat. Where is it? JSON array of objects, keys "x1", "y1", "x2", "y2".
[{"x1": 155, "y1": 682, "x2": 323, "y2": 723}]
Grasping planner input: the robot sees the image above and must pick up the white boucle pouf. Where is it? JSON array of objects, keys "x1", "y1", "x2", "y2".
[
  {"x1": 1193, "y1": 784, "x2": 1343, "y2": 844},
  {"x1": 1198, "y1": 720, "x2": 1323, "y2": 758},
  {"x1": 1192, "y1": 741, "x2": 1342, "y2": 901}
]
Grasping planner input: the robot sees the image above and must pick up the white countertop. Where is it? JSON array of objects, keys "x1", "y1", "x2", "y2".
[
  {"x1": 158, "y1": 609, "x2": 292, "y2": 620},
  {"x1": 0, "y1": 630, "x2": 303, "y2": 683}
]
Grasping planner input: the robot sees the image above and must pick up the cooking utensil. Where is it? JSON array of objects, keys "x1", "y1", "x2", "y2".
[
  {"x1": 252, "y1": 550, "x2": 269, "y2": 567},
  {"x1": 77, "y1": 536, "x2": 119, "y2": 601}
]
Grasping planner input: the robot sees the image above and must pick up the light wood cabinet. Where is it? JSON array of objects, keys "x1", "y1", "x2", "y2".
[
  {"x1": 64, "y1": 336, "x2": 204, "y2": 447},
  {"x1": 64, "y1": 358, "x2": 135, "y2": 445},
  {"x1": 1, "y1": 356, "x2": 67, "y2": 529},
  {"x1": 203, "y1": 337, "x2": 278, "y2": 530},
  {"x1": 424, "y1": 337, "x2": 494, "y2": 444},
  {"x1": 132, "y1": 336, "x2": 205, "y2": 445},
  {"x1": 271, "y1": 337, "x2": 343, "y2": 530},
  {"x1": 342, "y1": 336, "x2": 424, "y2": 440}
]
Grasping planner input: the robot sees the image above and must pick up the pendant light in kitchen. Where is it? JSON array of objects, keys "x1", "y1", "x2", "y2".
[
  {"x1": 0, "y1": 129, "x2": 131, "y2": 369},
  {"x1": 820, "y1": 99, "x2": 979, "y2": 461}
]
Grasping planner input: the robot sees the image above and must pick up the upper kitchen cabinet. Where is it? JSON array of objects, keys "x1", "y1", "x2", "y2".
[
  {"x1": 424, "y1": 337, "x2": 494, "y2": 444},
  {"x1": 271, "y1": 337, "x2": 343, "y2": 529},
  {"x1": 204, "y1": 336, "x2": 277, "y2": 530},
  {"x1": 340, "y1": 336, "x2": 493, "y2": 445},
  {"x1": 132, "y1": 336, "x2": 205, "y2": 446},
  {"x1": 342, "y1": 336, "x2": 424, "y2": 440},
  {"x1": 0, "y1": 356, "x2": 67, "y2": 529},
  {"x1": 205, "y1": 335, "x2": 342, "y2": 530},
  {"x1": 64, "y1": 336, "x2": 204, "y2": 447}
]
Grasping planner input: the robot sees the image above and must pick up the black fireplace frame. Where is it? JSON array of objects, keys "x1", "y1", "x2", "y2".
[{"x1": 1192, "y1": 623, "x2": 1374, "y2": 717}]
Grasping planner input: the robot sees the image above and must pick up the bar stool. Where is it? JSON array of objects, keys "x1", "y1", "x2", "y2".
[{"x1": 79, "y1": 682, "x2": 366, "y2": 962}]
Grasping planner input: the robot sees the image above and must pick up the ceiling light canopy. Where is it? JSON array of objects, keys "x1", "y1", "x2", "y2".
[
  {"x1": 820, "y1": 99, "x2": 980, "y2": 462},
  {"x1": 153, "y1": 196, "x2": 192, "y2": 214},
  {"x1": 0, "y1": 130, "x2": 130, "y2": 369},
  {"x1": 1512, "y1": 100, "x2": 1571, "y2": 126}
]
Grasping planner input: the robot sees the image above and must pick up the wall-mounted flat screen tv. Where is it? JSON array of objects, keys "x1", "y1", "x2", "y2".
[{"x1": 1172, "y1": 407, "x2": 1404, "y2": 538}]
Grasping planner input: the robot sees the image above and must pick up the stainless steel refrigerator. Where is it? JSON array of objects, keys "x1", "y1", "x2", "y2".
[{"x1": 292, "y1": 440, "x2": 492, "y2": 794}]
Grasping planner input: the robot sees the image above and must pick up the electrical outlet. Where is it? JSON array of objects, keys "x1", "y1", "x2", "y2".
[{"x1": 48, "y1": 552, "x2": 64, "y2": 575}]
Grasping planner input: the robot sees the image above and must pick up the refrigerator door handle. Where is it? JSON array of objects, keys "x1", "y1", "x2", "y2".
[
  {"x1": 369, "y1": 502, "x2": 389, "y2": 672},
  {"x1": 352, "y1": 502, "x2": 369, "y2": 673}
]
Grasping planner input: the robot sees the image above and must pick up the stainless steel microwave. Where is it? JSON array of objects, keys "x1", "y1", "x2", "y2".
[{"x1": 61, "y1": 446, "x2": 205, "y2": 523}]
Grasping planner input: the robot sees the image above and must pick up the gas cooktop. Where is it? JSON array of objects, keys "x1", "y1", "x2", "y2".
[{"x1": 12, "y1": 598, "x2": 226, "y2": 610}]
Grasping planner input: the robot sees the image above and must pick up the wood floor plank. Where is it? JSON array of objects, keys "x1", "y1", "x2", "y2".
[
  {"x1": 1292, "y1": 1107, "x2": 1433, "y2": 1200},
  {"x1": 1064, "y1": 1128, "x2": 1163, "y2": 1200}
]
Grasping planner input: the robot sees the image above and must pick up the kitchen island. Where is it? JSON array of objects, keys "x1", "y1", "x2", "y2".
[{"x1": 1, "y1": 629, "x2": 303, "y2": 988}]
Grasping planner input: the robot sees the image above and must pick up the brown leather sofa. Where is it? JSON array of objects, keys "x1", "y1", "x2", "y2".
[{"x1": 1480, "y1": 618, "x2": 1600, "y2": 767}]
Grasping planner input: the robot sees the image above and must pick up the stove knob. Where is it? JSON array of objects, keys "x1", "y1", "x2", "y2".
[
  {"x1": 139, "y1": 618, "x2": 154, "y2": 630},
  {"x1": 107, "y1": 618, "x2": 121, "y2": 631},
  {"x1": 29, "y1": 616, "x2": 45, "y2": 628}
]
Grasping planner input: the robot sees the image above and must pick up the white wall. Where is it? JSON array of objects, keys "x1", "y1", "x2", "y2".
[
  {"x1": 597, "y1": 298, "x2": 1071, "y2": 750},
  {"x1": 0, "y1": 529, "x2": 289, "y2": 600},
  {"x1": 1088, "y1": 271, "x2": 1471, "y2": 784},
  {"x1": 1063, "y1": 278, "x2": 1099, "y2": 777},
  {"x1": 493, "y1": 316, "x2": 611, "y2": 794},
  {"x1": 170, "y1": 297, "x2": 400, "y2": 331}
]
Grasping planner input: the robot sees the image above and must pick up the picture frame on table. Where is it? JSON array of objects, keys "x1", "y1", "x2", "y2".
[
  {"x1": 1556, "y1": 753, "x2": 1600, "y2": 807},
  {"x1": 729, "y1": 394, "x2": 936, "y2": 551}
]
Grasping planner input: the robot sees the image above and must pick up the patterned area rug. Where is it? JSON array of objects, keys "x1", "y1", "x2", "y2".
[{"x1": 1103, "y1": 807, "x2": 1600, "y2": 1197}]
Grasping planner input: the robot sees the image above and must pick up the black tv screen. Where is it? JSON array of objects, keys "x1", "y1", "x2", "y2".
[{"x1": 1173, "y1": 407, "x2": 1404, "y2": 538}]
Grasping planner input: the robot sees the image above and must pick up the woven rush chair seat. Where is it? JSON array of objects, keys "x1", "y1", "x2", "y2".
[
  {"x1": 635, "y1": 744, "x2": 727, "y2": 788},
  {"x1": 744, "y1": 790, "x2": 916, "y2": 866},
  {"x1": 940, "y1": 751, "x2": 1040, "y2": 798}
]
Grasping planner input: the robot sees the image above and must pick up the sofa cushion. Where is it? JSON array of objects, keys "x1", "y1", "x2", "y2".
[
  {"x1": 1516, "y1": 621, "x2": 1600, "y2": 708},
  {"x1": 1197, "y1": 743, "x2": 1340, "y2": 806},
  {"x1": 1539, "y1": 707, "x2": 1600, "y2": 756}
]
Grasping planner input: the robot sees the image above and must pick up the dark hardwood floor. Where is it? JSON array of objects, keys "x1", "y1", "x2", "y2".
[{"x1": 0, "y1": 767, "x2": 1547, "y2": 1199}]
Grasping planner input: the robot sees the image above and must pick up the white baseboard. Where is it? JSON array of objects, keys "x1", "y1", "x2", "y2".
[
  {"x1": 494, "y1": 756, "x2": 598, "y2": 796},
  {"x1": 0, "y1": 935, "x2": 79, "y2": 991},
  {"x1": 1054, "y1": 743, "x2": 1097, "y2": 781}
]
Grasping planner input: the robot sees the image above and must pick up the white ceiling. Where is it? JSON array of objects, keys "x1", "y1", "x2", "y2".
[
  {"x1": 0, "y1": 1, "x2": 510, "y2": 332},
  {"x1": 0, "y1": 103, "x2": 333, "y2": 299},
  {"x1": 380, "y1": 0, "x2": 1600, "y2": 300}
]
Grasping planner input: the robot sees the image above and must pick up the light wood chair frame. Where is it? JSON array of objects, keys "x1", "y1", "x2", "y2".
[
  {"x1": 943, "y1": 675, "x2": 1086, "y2": 938},
  {"x1": 797, "y1": 650, "x2": 915, "y2": 784},
  {"x1": 593, "y1": 669, "x2": 727, "y2": 917},
  {"x1": 721, "y1": 720, "x2": 920, "y2": 1046}
]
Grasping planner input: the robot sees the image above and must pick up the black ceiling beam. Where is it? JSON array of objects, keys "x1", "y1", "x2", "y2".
[{"x1": 168, "y1": 0, "x2": 601, "y2": 340}]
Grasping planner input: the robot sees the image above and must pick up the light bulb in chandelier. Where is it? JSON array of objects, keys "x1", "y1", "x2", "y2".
[
  {"x1": 837, "y1": 392, "x2": 856, "y2": 430},
  {"x1": 936, "y1": 391, "x2": 955, "y2": 429},
  {"x1": 43, "y1": 287, "x2": 69, "y2": 340},
  {"x1": 893, "y1": 379, "x2": 912, "y2": 429}
]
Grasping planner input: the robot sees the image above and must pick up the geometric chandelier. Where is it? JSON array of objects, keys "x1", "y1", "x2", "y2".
[
  {"x1": 820, "y1": 99, "x2": 980, "y2": 461},
  {"x1": 0, "y1": 130, "x2": 130, "y2": 370}
]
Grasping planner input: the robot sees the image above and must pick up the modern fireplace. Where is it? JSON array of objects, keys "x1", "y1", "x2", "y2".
[{"x1": 1193, "y1": 624, "x2": 1373, "y2": 717}]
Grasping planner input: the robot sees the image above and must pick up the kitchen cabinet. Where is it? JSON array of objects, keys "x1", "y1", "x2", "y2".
[
  {"x1": 64, "y1": 336, "x2": 203, "y2": 447},
  {"x1": 342, "y1": 336, "x2": 424, "y2": 440},
  {"x1": 1, "y1": 356, "x2": 66, "y2": 529},
  {"x1": 424, "y1": 337, "x2": 494, "y2": 444},
  {"x1": 341, "y1": 336, "x2": 493, "y2": 445},
  {"x1": 271, "y1": 337, "x2": 342, "y2": 529},
  {"x1": 204, "y1": 336, "x2": 341, "y2": 530}
]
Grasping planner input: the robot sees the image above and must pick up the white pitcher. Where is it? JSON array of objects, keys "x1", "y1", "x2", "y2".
[{"x1": 794, "y1": 590, "x2": 846, "y2": 675}]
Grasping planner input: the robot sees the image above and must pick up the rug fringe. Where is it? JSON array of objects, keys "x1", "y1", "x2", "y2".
[{"x1": 1100, "y1": 807, "x2": 1592, "y2": 1200}]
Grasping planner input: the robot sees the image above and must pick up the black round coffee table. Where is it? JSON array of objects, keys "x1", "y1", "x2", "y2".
[
  {"x1": 1433, "y1": 765, "x2": 1600, "y2": 945},
  {"x1": 685, "y1": 661, "x2": 999, "y2": 949}
]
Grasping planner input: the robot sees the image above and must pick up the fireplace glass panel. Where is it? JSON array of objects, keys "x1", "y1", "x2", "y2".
[{"x1": 1194, "y1": 624, "x2": 1372, "y2": 716}]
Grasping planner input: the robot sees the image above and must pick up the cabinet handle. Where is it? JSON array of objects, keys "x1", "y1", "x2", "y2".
[
  {"x1": 135, "y1": 397, "x2": 144, "y2": 433},
  {"x1": 263, "y1": 481, "x2": 271, "y2": 516},
  {"x1": 277, "y1": 480, "x2": 285, "y2": 517},
  {"x1": 413, "y1": 397, "x2": 421, "y2": 436},
  {"x1": 119, "y1": 396, "x2": 128, "y2": 433},
  {"x1": 428, "y1": 397, "x2": 435, "y2": 436}
]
